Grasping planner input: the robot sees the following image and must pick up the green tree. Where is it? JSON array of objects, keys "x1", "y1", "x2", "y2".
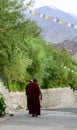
[
  {"x1": 0, "y1": 0, "x2": 35, "y2": 85},
  {"x1": 26, "y1": 37, "x2": 47, "y2": 85}
]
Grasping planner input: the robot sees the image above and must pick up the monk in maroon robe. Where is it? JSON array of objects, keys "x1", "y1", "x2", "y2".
[{"x1": 27, "y1": 78, "x2": 42, "y2": 117}]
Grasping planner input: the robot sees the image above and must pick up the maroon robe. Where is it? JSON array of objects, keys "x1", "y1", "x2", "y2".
[{"x1": 27, "y1": 81, "x2": 42, "y2": 115}]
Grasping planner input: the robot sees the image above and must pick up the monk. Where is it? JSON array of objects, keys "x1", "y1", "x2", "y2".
[
  {"x1": 27, "y1": 78, "x2": 42, "y2": 117},
  {"x1": 25, "y1": 80, "x2": 33, "y2": 110}
]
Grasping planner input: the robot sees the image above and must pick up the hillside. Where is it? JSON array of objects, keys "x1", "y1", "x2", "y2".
[
  {"x1": 55, "y1": 37, "x2": 77, "y2": 58},
  {"x1": 25, "y1": 6, "x2": 77, "y2": 44}
]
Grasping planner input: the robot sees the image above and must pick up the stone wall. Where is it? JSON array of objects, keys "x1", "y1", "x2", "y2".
[
  {"x1": 41, "y1": 87, "x2": 75, "y2": 108},
  {"x1": 0, "y1": 81, "x2": 26, "y2": 114},
  {"x1": 10, "y1": 92, "x2": 26, "y2": 109},
  {"x1": 0, "y1": 81, "x2": 15, "y2": 115},
  {"x1": 0, "y1": 81, "x2": 77, "y2": 114},
  {"x1": 74, "y1": 90, "x2": 77, "y2": 102},
  {"x1": 10, "y1": 87, "x2": 75, "y2": 110}
]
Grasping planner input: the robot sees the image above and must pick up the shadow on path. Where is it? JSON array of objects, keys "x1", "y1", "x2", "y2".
[{"x1": 42, "y1": 102, "x2": 77, "y2": 114}]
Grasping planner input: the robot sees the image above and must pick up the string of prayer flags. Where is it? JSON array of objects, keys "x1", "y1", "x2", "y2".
[
  {"x1": 27, "y1": 9, "x2": 77, "y2": 30},
  {"x1": 61, "y1": 65, "x2": 77, "y2": 75}
]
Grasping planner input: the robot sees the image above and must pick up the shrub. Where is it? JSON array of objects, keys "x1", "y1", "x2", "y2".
[
  {"x1": 8, "y1": 82, "x2": 25, "y2": 92},
  {"x1": 0, "y1": 92, "x2": 6, "y2": 116}
]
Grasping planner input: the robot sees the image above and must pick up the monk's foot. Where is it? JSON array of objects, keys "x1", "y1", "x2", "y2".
[
  {"x1": 32, "y1": 114, "x2": 34, "y2": 117},
  {"x1": 35, "y1": 114, "x2": 38, "y2": 117}
]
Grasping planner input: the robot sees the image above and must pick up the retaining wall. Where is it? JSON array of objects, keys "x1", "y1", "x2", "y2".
[{"x1": 0, "y1": 81, "x2": 77, "y2": 114}]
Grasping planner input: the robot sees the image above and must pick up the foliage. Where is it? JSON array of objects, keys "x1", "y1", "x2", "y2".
[
  {"x1": 68, "y1": 71, "x2": 77, "y2": 90},
  {"x1": 0, "y1": 0, "x2": 77, "y2": 91},
  {"x1": 0, "y1": 92, "x2": 6, "y2": 116},
  {"x1": 0, "y1": 0, "x2": 35, "y2": 85}
]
